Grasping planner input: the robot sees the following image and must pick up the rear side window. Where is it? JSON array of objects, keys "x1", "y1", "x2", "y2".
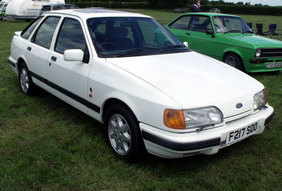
[
  {"x1": 21, "y1": 17, "x2": 43, "y2": 40},
  {"x1": 188, "y1": 16, "x2": 212, "y2": 33},
  {"x1": 32, "y1": 16, "x2": 60, "y2": 49},
  {"x1": 169, "y1": 16, "x2": 191, "y2": 30},
  {"x1": 55, "y1": 18, "x2": 87, "y2": 54}
]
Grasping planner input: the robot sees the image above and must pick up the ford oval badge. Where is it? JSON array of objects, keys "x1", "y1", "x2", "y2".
[{"x1": 236, "y1": 103, "x2": 243, "y2": 109}]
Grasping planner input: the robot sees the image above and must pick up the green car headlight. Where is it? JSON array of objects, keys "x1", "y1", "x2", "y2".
[
  {"x1": 255, "y1": 49, "x2": 262, "y2": 57},
  {"x1": 253, "y1": 89, "x2": 267, "y2": 111}
]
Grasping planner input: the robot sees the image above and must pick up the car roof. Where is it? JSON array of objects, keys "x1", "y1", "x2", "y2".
[
  {"x1": 182, "y1": 12, "x2": 240, "y2": 17},
  {"x1": 46, "y1": 8, "x2": 151, "y2": 19}
]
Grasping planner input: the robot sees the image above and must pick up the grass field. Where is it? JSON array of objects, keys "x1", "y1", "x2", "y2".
[{"x1": 0, "y1": 10, "x2": 281, "y2": 191}]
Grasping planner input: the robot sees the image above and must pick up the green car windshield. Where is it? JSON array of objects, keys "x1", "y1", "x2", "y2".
[{"x1": 213, "y1": 16, "x2": 253, "y2": 34}]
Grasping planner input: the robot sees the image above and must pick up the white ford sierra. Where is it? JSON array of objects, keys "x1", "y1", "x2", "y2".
[{"x1": 9, "y1": 8, "x2": 274, "y2": 161}]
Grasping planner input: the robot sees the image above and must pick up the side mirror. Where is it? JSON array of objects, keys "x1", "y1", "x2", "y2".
[
  {"x1": 183, "y1": 41, "x2": 189, "y2": 48},
  {"x1": 64, "y1": 49, "x2": 84, "y2": 62},
  {"x1": 206, "y1": 30, "x2": 215, "y2": 38}
]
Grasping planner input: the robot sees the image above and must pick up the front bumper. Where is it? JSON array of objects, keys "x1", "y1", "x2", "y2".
[
  {"x1": 8, "y1": 56, "x2": 18, "y2": 75},
  {"x1": 140, "y1": 105, "x2": 274, "y2": 158},
  {"x1": 246, "y1": 58, "x2": 282, "y2": 73}
]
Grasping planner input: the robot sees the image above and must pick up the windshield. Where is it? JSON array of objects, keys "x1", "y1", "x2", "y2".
[
  {"x1": 213, "y1": 16, "x2": 253, "y2": 34},
  {"x1": 87, "y1": 17, "x2": 189, "y2": 58}
]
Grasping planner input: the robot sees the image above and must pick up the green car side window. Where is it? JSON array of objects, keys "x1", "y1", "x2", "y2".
[
  {"x1": 189, "y1": 16, "x2": 212, "y2": 33},
  {"x1": 169, "y1": 16, "x2": 191, "y2": 30}
]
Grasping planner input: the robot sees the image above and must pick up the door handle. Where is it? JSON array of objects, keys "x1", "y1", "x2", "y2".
[
  {"x1": 51, "y1": 56, "x2": 57, "y2": 62},
  {"x1": 27, "y1": 47, "x2": 32, "y2": 51},
  {"x1": 186, "y1": 32, "x2": 191, "y2": 36}
]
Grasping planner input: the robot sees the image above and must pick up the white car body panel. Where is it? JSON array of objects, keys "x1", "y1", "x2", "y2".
[{"x1": 106, "y1": 52, "x2": 263, "y2": 118}]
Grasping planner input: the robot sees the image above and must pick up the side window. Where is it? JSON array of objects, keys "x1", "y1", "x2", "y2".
[
  {"x1": 32, "y1": 16, "x2": 60, "y2": 49},
  {"x1": 55, "y1": 18, "x2": 87, "y2": 54},
  {"x1": 189, "y1": 16, "x2": 212, "y2": 33},
  {"x1": 21, "y1": 17, "x2": 43, "y2": 40},
  {"x1": 169, "y1": 16, "x2": 191, "y2": 30}
]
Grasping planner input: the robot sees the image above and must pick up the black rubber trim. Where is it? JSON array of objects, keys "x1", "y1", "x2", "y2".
[
  {"x1": 30, "y1": 71, "x2": 100, "y2": 113},
  {"x1": 8, "y1": 60, "x2": 16, "y2": 67},
  {"x1": 142, "y1": 130, "x2": 221, "y2": 151},
  {"x1": 264, "y1": 111, "x2": 274, "y2": 126}
]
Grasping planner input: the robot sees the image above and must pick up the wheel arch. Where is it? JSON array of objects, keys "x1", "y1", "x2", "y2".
[
  {"x1": 222, "y1": 51, "x2": 245, "y2": 71},
  {"x1": 17, "y1": 57, "x2": 27, "y2": 73},
  {"x1": 102, "y1": 98, "x2": 139, "y2": 124},
  {"x1": 222, "y1": 50, "x2": 243, "y2": 62}
]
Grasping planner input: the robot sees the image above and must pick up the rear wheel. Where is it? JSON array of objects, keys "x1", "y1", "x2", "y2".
[
  {"x1": 18, "y1": 63, "x2": 35, "y2": 95},
  {"x1": 224, "y1": 53, "x2": 245, "y2": 71},
  {"x1": 104, "y1": 104, "x2": 144, "y2": 161}
]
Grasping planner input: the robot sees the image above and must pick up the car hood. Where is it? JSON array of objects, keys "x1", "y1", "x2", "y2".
[
  {"x1": 223, "y1": 34, "x2": 282, "y2": 48},
  {"x1": 106, "y1": 52, "x2": 264, "y2": 118}
]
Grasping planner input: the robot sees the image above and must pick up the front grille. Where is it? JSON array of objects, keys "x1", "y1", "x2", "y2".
[{"x1": 261, "y1": 48, "x2": 282, "y2": 58}]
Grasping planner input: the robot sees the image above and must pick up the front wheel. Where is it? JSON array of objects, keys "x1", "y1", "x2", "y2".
[
  {"x1": 104, "y1": 104, "x2": 144, "y2": 161},
  {"x1": 18, "y1": 63, "x2": 35, "y2": 95},
  {"x1": 223, "y1": 53, "x2": 245, "y2": 71}
]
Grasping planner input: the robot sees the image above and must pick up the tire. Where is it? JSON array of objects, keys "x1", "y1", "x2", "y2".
[
  {"x1": 104, "y1": 104, "x2": 144, "y2": 162},
  {"x1": 223, "y1": 53, "x2": 245, "y2": 71},
  {"x1": 18, "y1": 62, "x2": 35, "y2": 95}
]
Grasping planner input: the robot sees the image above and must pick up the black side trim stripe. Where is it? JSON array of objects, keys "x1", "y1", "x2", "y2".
[
  {"x1": 30, "y1": 71, "x2": 100, "y2": 113},
  {"x1": 142, "y1": 131, "x2": 221, "y2": 151},
  {"x1": 9, "y1": 60, "x2": 16, "y2": 67}
]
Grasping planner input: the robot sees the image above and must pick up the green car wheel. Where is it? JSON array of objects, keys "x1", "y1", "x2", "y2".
[{"x1": 224, "y1": 53, "x2": 244, "y2": 71}]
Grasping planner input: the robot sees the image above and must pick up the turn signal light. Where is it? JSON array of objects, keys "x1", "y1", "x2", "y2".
[{"x1": 164, "y1": 109, "x2": 186, "y2": 129}]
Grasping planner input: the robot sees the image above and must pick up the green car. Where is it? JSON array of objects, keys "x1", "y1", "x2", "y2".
[{"x1": 166, "y1": 13, "x2": 282, "y2": 73}]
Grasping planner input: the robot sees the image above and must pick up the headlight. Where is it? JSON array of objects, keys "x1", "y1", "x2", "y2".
[
  {"x1": 255, "y1": 49, "x2": 262, "y2": 57},
  {"x1": 253, "y1": 89, "x2": 267, "y2": 111},
  {"x1": 164, "y1": 106, "x2": 223, "y2": 130}
]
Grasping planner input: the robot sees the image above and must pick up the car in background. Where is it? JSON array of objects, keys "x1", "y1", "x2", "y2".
[
  {"x1": 8, "y1": 9, "x2": 274, "y2": 161},
  {"x1": 166, "y1": 12, "x2": 282, "y2": 73},
  {"x1": 39, "y1": 3, "x2": 78, "y2": 15},
  {"x1": 0, "y1": 1, "x2": 8, "y2": 20}
]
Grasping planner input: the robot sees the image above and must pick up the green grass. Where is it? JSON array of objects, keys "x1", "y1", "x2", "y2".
[{"x1": 0, "y1": 10, "x2": 282, "y2": 191}]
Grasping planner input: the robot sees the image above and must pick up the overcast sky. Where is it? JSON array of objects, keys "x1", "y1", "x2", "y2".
[{"x1": 220, "y1": 0, "x2": 282, "y2": 6}]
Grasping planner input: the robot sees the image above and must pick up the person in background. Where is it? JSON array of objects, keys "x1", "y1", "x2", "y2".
[{"x1": 191, "y1": 0, "x2": 201, "y2": 12}]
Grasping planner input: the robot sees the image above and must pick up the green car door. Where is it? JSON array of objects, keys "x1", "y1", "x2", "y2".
[{"x1": 168, "y1": 15, "x2": 215, "y2": 57}]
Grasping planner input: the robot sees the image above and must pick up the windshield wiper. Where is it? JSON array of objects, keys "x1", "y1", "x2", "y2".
[
  {"x1": 160, "y1": 45, "x2": 188, "y2": 53},
  {"x1": 224, "y1": 30, "x2": 242, "y2": 34},
  {"x1": 243, "y1": 31, "x2": 254, "y2": 34},
  {"x1": 115, "y1": 47, "x2": 159, "y2": 57}
]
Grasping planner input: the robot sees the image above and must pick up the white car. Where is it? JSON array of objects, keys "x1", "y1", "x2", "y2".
[{"x1": 9, "y1": 8, "x2": 274, "y2": 161}]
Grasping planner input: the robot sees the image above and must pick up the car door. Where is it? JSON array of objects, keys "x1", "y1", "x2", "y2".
[
  {"x1": 186, "y1": 15, "x2": 215, "y2": 57},
  {"x1": 26, "y1": 16, "x2": 60, "y2": 82},
  {"x1": 48, "y1": 17, "x2": 91, "y2": 113},
  {"x1": 168, "y1": 15, "x2": 192, "y2": 42}
]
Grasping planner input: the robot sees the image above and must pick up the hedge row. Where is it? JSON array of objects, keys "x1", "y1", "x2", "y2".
[
  {"x1": 202, "y1": 5, "x2": 282, "y2": 16},
  {"x1": 65, "y1": 1, "x2": 282, "y2": 16},
  {"x1": 69, "y1": 1, "x2": 150, "y2": 9}
]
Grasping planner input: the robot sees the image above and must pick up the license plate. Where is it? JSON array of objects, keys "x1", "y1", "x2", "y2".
[
  {"x1": 226, "y1": 122, "x2": 259, "y2": 144},
  {"x1": 266, "y1": 62, "x2": 282, "y2": 68}
]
